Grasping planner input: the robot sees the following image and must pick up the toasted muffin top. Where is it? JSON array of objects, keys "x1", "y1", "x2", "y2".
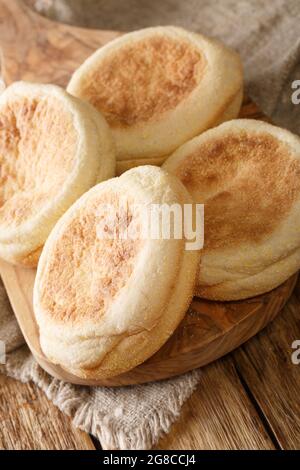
[
  {"x1": 38, "y1": 190, "x2": 143, "y2": 324},
  {"x1": 0, "y1": 81, "x2": 115, "y2": 267},
  {"x1": 164, "y1": 119, "x2": 300, "y2": 299},
  {"x1": 76, "y1": 34, "x2": 205, "y2": 128},
  {"x1": 68, "y1": 26, "x2": 243, "y2": 162},
  {"x1": 0, "y1": 94, "x2": 77, "y2": 229},
  {"x1": 172, "y1": 129, "x2": 300, "y2": 251}
]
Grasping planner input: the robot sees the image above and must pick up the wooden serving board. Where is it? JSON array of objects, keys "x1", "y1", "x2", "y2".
[{"x1": 0, "y1": 0, "x2": 297, "y2": 387}]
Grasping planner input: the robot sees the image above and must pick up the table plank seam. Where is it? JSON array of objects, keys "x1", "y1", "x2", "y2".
[{"x1": 232, "y1": 357, "x2": 282, "y2": 450}]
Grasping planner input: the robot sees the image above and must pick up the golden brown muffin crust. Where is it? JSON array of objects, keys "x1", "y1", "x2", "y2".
[
  {"x1": 0, "y1": 96, "x2": 78, "y2": 228},
  {"x1": 79, "y1": 35, "x2": 205, "y2": 128},
  {"x1": 39, "y1": 192, "x2": 143, "y2": 324},
  {"x1": 174, "y1": 132, "x2": 300, "y2": 250}
]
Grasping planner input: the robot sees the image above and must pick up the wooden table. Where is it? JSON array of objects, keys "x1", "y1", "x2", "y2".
[
  {"x1": 1, "y1": 276, "x2": 299, "y2": 450},
  {"x1": 0, "y1": 0, "x2": 300, "y2": 450}
]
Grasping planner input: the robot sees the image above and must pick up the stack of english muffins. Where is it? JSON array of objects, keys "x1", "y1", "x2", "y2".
[{"x1": 1, "y1": 26, "x2": 299, "y2": 380}]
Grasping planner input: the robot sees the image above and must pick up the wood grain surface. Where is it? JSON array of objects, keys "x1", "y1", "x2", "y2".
[
  {"x1": 0, "y1": 0, "x2": 300, "y2": 450},
  {"x1": 0, "y1": 375, "x2": 96, "y2": 450},
  {"x1": 0, "y1": 0, "x2": 120, "y2": 87},
  {"x1": 233, "y1": 292, "x2": 300, "y2": 450},
  {"x1": 157, "y1": 358, "x2": 276, "y2": 450}
]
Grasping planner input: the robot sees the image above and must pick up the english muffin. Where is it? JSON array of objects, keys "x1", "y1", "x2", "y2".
[
  {"x1": 33, "y1": 166, "x2": 201, "y2": 379},
  {"x1": 67, "y1": 26, "x2": 243, "y2": 174},
  {"x1": 0, "y1": 81, "x2": 115, "y2": 267},
  {"x1": 163, "y1": 119, "x2": 300, "y2": 300}
]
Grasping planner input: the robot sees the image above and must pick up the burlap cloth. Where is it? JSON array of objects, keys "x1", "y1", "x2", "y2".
[{"x1": 1, "y1": 0, "x2": 300, "y2": 450}]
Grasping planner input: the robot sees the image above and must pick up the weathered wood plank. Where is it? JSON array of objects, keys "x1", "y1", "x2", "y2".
[
  {"x1": 233, "y1": 292, "x2": 300, "y2": 450},
  {"x1": 0, "y1": 375, "x2": 96, "y2": 450},
  {"x1": 157, "y1": 357, "x2": 276, "y2": 450}
]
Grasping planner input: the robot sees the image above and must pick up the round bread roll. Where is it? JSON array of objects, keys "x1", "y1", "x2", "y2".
[
  {"x1": 67, "y1": 26, "x2": 243, "y2": 174},
  {"x1": 163, "y1": 119, "x2": 300, "y2": 300},
  {"x1": 0, "y1": 81, "x2": 115, "y2": 267},
  {"x1": 33, "y1": 166, "x2": 201, "y2": 379}
]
